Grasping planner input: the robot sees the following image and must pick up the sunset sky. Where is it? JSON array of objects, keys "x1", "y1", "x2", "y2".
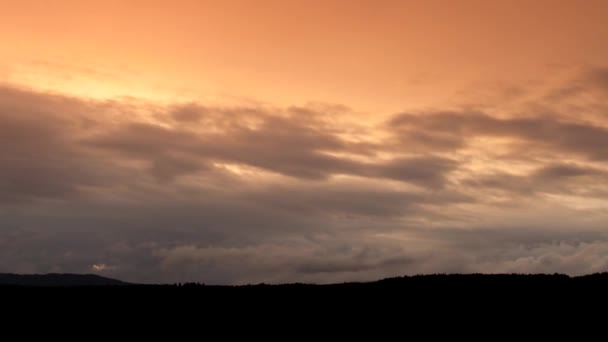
[{"x1": 1, "y1": 0, "x2": 608, "y2": 284}]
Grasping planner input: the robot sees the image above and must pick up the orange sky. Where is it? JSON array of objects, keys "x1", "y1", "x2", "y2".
[{"x1": 2, "y1": 0, "x2": 607, "y2": 113}]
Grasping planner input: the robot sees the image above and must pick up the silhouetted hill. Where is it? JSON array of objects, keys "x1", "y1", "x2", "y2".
[
  {"x1": 3, "y1": 272, "x2": 608, "y2": 288},
  {"x1": 0, "y1": 273, "x2": 128, "y2": 286},
  {"x1": 4, "y1": 273, "x2": 608, "y2": 319}
]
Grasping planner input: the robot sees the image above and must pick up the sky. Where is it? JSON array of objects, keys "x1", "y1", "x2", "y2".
[{"x1": 1, "y1": 0, "x2": 608, "y2": 284}]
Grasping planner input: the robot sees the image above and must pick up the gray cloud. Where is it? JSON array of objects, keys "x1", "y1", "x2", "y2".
[
  {"x1": 170, "y1": 103, "x2": 208, "y2": 122},
  {"x1": 85, "y1": 104, "x2": 457, "y2": 186},
  {"x1": 461, "y1": 162, "x2": 608, "y2": 199},
  {"x1": 0, "y1": 87, "x2": 121, "y2": 203},
  {"x1": 371, "y1": 156, "x2": 458, "y2": 188},
  {"x1": 389, "y1": 111, "x2": 608, "y2": 160},
  {"x1": 533, "y1": 163, "x2": 605, "y2": 179},
  {"x1": 587, "y1": 67, "x2": 608, "y2": 92},
  {"x1": 1, "y1": 66, "x2": 608, "y2": 284}
]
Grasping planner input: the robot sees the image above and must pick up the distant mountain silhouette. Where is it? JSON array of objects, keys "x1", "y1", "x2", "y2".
[
  {"x1": 0, "y1": 273, "x2": 128, "y2": 286},
  {"x1": 3, "y1": 272, "x2": 608, "y2": 289},
  {"x1": 4, "y1": 273, "x2": 606, "y2": 323}
]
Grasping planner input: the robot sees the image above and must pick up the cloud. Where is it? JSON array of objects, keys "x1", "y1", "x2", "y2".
[
  {"x1": 170, "y1": 104, "x2": 208, "y2": 122},
  {"x1": 389, "y1": 111, "x2": 608, "y2": 160},
  {"x1": 371, "y1": 156, "x2": 458, "y2": 188},
  {"x1": 84, "y1": 103, "x2": 457, "y2": 185},
  {"x1": 587, "y1": 67, "x2": 608, "y2": 92},
  {"x1": 461, "y1": 162, "x2": 608, "y2": 199},
  {"x1": 155, "y1": 242, "x2": 418, "y2": 284},
  {"x1": 0, "y1": 86, "x2": 120, "y2": 203},
  {"x1": 533, "y1": 163, "x2": 605, "y2": 179},
  {"x1": 1, "y1": 66, "x2": 608, "y2": 283}
]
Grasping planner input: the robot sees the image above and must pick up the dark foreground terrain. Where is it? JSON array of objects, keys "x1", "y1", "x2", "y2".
[
  {"x1": 3, "y1": 273, "x2": 607, "y2": 326},
  {"x1": 4, "y1": 271, "x2": 608, "y2": 288},
  {"x1": 3, "y1": 272, "x2": 608, "y2": 300}
]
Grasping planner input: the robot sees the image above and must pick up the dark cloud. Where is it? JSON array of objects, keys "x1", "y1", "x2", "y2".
[
  {"x1": 389, "y1": 111, "x2": 608, "y2": 160},
  {"x1": 238, "y1": 183, "x2": 470, "y2": 218},
  {"x1": 533, "y1": 163, "x2": 604, "y2": 179},
  {"x1": 588, "y1": 67, "x2": 608, "y2": 92},
  {"x1": 170, "y1": 104, "x2": 208, "y2": 122},
  {"x1": 538, "y1": 67, "x2": 608, "y2": 103},
  {"x1": 4, "y1": 210, "x2": 607, "y2": 284},
  {"x1": 1, "y1": 67, "x2": 608, "y2": 284},
  {"x1": 0, "y1": 87, "x2": 119, "y2": 203},
  {"x1": 461, "y1": 162, "x2": 608, "y2": 200},
  {"x1": 371, "y1": 156, "x2": 458, "y2": 188},
  {"x1": 0, "y1": 85, "x2": 462, "y2": 208},
  {"x1": 86, "y1": 106, "x2": 456, "y2": 185}
]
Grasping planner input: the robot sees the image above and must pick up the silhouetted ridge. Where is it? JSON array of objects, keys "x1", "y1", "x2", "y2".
[
  {"x1": 3, "y1": 272, "x2": 608, "y2": 288},
  {"x1": 0, "y1": 273, "x2": 128, "y2": 286}
]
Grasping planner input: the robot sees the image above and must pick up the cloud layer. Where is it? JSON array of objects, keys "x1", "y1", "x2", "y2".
[{"x1": 1, "y1": 68, "x2": 608, "y2": 284}]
